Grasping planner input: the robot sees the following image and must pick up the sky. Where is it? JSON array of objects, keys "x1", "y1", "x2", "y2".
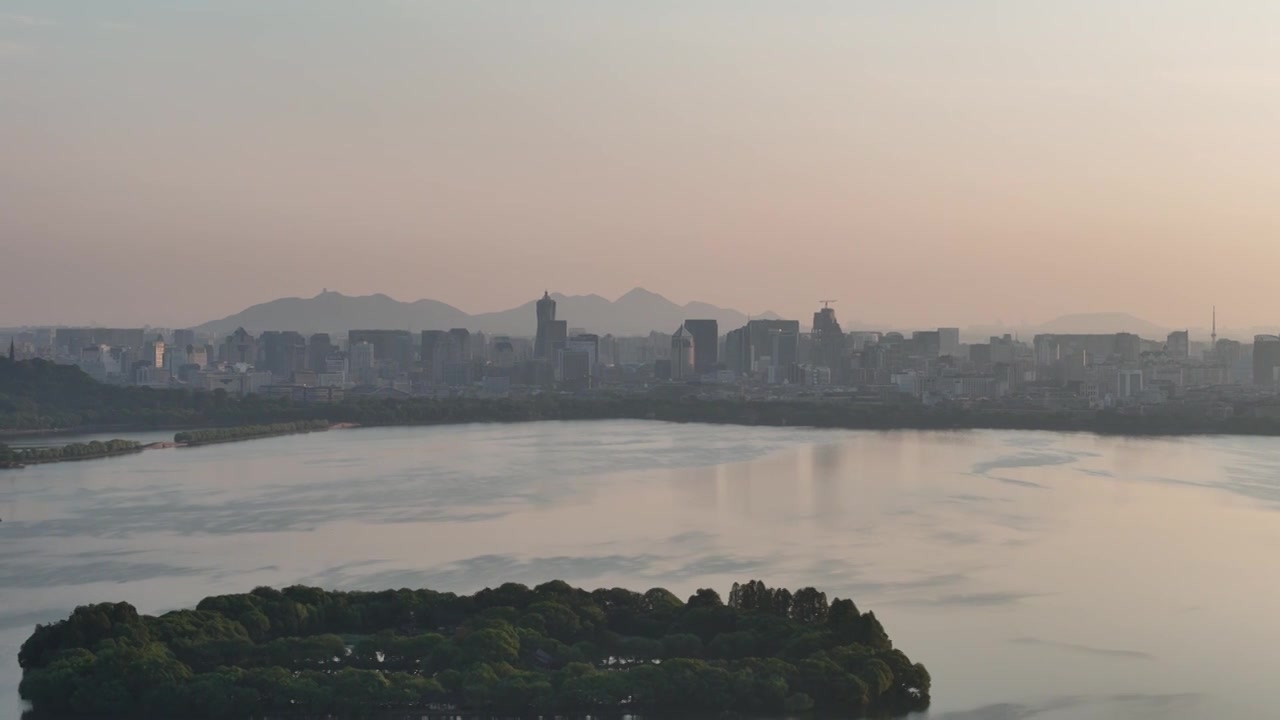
[{"x1": 2, "y1": 1, "x2": 1279, "y2": 331}]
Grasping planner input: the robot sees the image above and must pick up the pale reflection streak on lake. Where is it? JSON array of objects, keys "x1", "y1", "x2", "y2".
[{"x1": 1, "y1": 421, "x2": 1278, "y2": 719}]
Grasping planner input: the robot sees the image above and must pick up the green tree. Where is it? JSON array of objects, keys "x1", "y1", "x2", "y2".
[{"x1": 461, "y1": 625, "x2": 520, "y2": 664}]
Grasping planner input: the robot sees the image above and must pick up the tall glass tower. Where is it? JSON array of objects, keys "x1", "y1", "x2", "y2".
[{"x1": 534, "y1": 291, "x2": 557, "y2": 359}]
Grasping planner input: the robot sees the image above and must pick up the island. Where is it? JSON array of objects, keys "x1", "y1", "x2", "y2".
[
  {"x1": 18, "y1": 580, "x2": 930, "y2": 718},
  {"x1": 0, "y1": 438, "x2": 141, "y2": 469}
]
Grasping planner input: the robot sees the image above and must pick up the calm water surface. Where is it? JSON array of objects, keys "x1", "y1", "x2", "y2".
[{"x1": 2, "y1": 421, "x2": 1278, "y2": 719}]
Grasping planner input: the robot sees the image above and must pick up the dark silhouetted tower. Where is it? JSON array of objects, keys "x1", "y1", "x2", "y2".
[
  {"x1": 812, "y1": 304, "x2": 846, "y2": 381},
  {"x1": 534, "y1": 291, "x2": 557, "y2": 360}
]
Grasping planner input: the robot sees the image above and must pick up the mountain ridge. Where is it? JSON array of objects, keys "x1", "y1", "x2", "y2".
[
  {"x1": 193, "y1": 288, "x2": 782, "y2": 337},
  {"x1": 191, "y1": 291, "x2": 1202, "y2": 342}
]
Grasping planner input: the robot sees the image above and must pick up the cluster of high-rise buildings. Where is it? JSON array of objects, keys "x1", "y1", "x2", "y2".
[{"x1": 5, "y1": 298, "x2": 1280, "y2": 410}]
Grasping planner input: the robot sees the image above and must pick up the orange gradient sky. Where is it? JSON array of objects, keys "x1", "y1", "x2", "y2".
[{"x1": 2, "y1": 1, "x2": 1278, "y2": 330}]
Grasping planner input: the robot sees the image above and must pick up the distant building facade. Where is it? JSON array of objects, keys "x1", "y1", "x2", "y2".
[
  {"x1": 347, "y1": 330, "x2": 414, "y2": 376},
  {"x1": 670, "y1": 325, "x2": 695, "y2": 380},
  {"x1": 682, "y1": 319, "x2": 719, "y2": 377},
  {"x1": 1254, "y1": 335, "x2": 1280, "y2": 387},
  {"x1": 221, "y1": 328, "x2": 257, "y2": 365}
]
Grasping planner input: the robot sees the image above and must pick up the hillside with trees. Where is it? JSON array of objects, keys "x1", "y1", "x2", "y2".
[{"x1": 19, "y1": 580, "x2": 930, "y2": 718}]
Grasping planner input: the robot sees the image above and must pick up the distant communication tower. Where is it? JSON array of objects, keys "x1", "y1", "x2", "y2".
[{"x1": 1211, "y1": 306, "x2": 1217, "y2": 346}]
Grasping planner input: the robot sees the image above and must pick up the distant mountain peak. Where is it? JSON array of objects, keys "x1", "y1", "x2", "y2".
[
  {"x1": 619, "y1": 286, "x2": 664, "y2": 300},
  {"x1": 195, "y1": 289, "x2": 766, "y2": 337}
]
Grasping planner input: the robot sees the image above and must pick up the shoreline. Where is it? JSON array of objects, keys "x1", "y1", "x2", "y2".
[
  {"x1": 174, "y1": 420, "x2": 337, "y2": 447},
  {"x1": 6, "y1": 413, "x2": 1280, "y2": 443},
  {"x1": 5, "y1": 395, "x2": 1280, "y2": 445},
  {"x1": 178, "y1": 428, "x2": 329, "y2": 447}
]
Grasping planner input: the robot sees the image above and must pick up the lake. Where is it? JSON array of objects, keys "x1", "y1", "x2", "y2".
[{"x1": 2, "y1": 421, "x2": 1278, "y2": 719}]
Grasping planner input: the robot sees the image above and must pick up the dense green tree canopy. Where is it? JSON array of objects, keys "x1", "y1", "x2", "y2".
[{"x1": 20, "y1": 580, "x2": 930, "y2": 718}]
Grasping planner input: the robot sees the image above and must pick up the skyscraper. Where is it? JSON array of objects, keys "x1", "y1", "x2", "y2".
[
  {"x1": 911, "y1": 331, "x2": 941, "y2": 358},
  {"x1": 349, "y1": 341, "x2": 376, "y2": 385},
  {"x1": 421, "y1": 330, "x2": 450, "y2": 383},
  {"x1": 1253, "y1": 335, "x2": 1280, "y2": 387},
  {"x1": 491, "y1": 336, "x2": 515, "y2": 367},
  {"x1": 744, "y1": 319, "x2": 801, "y2": 372},
  {"x1": 938, "y1": 328, "x2": 960, "y2": 357},
  {"x1": 172, "y1": 329, "x2": 196, "y2": 349},
  {"x1": 546, "y1": 320, "x2": 567, "y2": 357},
  {"x1": 811, "y1": 305, "x2": 846, "y2": 380},
  {"x1": 671, "y1": 325, "x2": 695, "y2": 380},
  {"x1": 682, "y1": 319, "x2": 719, "y2": 377},
  {"x1": 259, "y1": 331, "x2": 307, "y2": 376},
  {"x1": 308, "y1": 333, "x2": 335, "y2": 371},
  {"x1": 144, "y1": 334, "x2": 165, "y2": 368},
  {"x1": 565, "y1": 333, "x2": 600, "y2": 372},
  {"x1": 348, "y1": 330, "x2": 415, "y2": 375},
  {"x1": 534, "y1": 291, "x2": 557, "y2": 360},
  {"x1": 221, "y1": 327, "x2": 256, "y2": 365},
  {"x1": 724, "y1": 326, "x2": 749, "y2": 374},
  {"x1": 448, "y1": 328, "x2": 472, "y2": 360}
]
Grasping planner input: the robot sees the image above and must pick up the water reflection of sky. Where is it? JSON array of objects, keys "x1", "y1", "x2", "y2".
[{"x1": 1, "y1": 421, "x2": 1278, "y2": 719}]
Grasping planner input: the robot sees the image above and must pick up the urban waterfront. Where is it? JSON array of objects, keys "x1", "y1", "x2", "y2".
[{"x1": 2, "y1": 421, "x2": 1278, "y2": 719}]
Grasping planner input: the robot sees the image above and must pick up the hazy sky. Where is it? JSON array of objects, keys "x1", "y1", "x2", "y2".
[{"x1": 3, "y1": 1, "x2": 1279, "y2": 330}]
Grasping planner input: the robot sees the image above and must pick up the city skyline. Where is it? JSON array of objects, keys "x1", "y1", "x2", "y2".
[
  {"x1": 14, "y1": 288, "x2": 1271, "y2": 399},
  {"x1": 0, "y1": 285, "x2": 1265, "y2": 341},
  {"x1": 6, "y1": 5, "x2": 1280, "y2": 717},
  {"x1": 5, "y1": 2, "x2": 1280, "y2": 329},
  {"x1": 0, "y1": 285, "x2": 1266, "y2": 344}
]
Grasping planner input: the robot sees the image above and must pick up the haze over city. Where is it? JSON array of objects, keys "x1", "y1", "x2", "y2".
[
  {"x1": 9, "y1": 5, "x2": 1280, "y2": 720},
  {"x1": 5, "y1": 1, "x2": 1280, "y2": 328}
]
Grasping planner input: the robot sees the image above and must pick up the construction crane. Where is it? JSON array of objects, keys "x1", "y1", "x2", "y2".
[{"x1": 820, "y1": 299, "x2": 838, "y2": 309}]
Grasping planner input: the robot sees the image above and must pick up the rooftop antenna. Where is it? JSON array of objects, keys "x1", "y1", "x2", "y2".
[{"x1": 820, "y1": 299, "x2": 837, "y2": 309}]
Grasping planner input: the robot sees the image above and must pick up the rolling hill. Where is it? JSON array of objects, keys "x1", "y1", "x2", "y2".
[{"x1": 194, "y1": 288, "x2": 779, "y2": 337}]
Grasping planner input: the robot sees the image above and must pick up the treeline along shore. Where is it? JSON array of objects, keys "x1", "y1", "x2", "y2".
[
  {"x1": 174, "y1": 420, "x2": 332, "y2": 446},
  {"x1": 5, "y1": 358, "x2": 1280, "y2": 442},
  {"x1": 0, "y1": 438, "x2": 142, "y2": 469},
  {"x1": 18, "y1": 580, "x2": 930, "y2": 718}
]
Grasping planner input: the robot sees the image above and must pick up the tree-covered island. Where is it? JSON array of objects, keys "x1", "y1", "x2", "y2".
[
  {"x1": 0, "y1": 439, "x2": 141, "y2": 468},
  {"x1": 19, "y1": 580, "x2": 930, "y2": 719}
]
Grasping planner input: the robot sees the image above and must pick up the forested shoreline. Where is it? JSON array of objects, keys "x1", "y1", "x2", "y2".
[
  {"x1": 19, "y1": 580, "x2": 930, "y2": 719},
  {"x1": 5, "y1": 357, "x2": 1280, "y2": 439}
]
